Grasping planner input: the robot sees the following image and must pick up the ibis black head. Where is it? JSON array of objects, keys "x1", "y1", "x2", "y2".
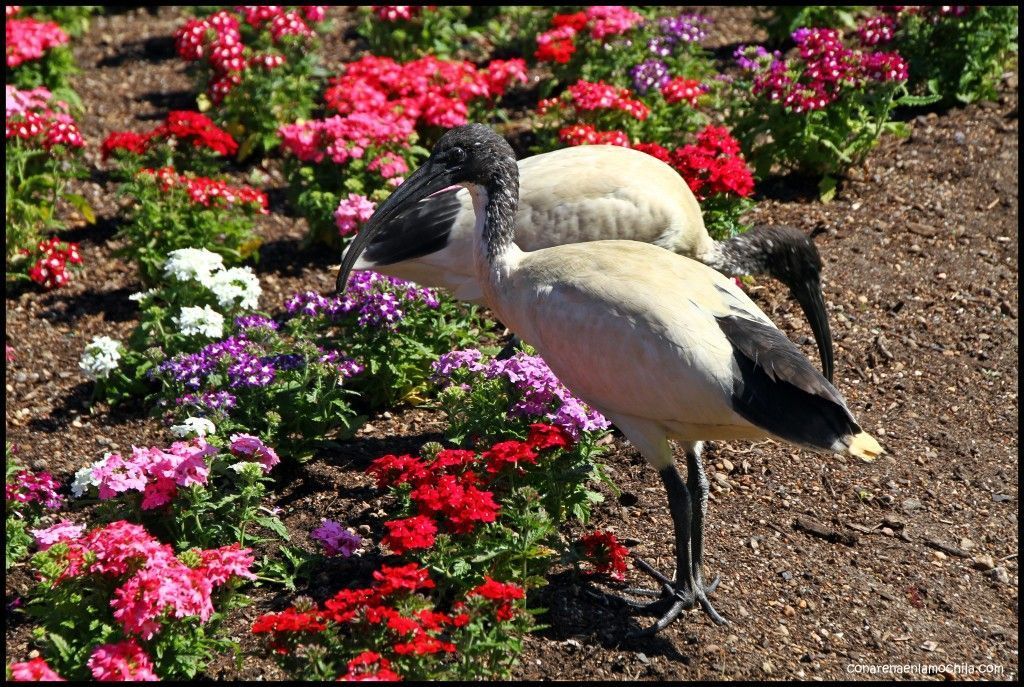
[
  {"x1": 335, "y1": 124, "x2": 517, "y2": 295},
  {"x1": 715, "y1": 224, "x2": 833, "y2": 381}
]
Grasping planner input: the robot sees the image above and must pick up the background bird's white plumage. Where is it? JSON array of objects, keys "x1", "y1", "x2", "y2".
[{"x1": 352, "y1": 145, "x2": 712, "y2": 301}]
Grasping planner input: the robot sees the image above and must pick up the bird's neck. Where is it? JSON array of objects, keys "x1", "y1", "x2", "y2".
[
  {"x1": 465, "y1": 182, "x2": 521, "y2": 285},
  {"x1": 702, "y1": 233, "x2": 770, "y2": 278}
]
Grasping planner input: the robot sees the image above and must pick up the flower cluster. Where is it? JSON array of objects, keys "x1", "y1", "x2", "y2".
[
  {"x1": 334, "y1": 193, "x2": 377, "y2": 237},
  {"x1": 372, "y1": 6, "x2": 423, "y2": 22},
  {"x1": 101, "y1": 110, "x2": 238, "y2": 163},
  {"x1": 37, "y1": 520, "x2": 255, "y2": 640},
  {"x1": 661, "y1": 76, "x2": 708, "y2": 106},
  {"x1": 138, "y1": 167, "x2": 268, "y2": 213},
  {"x1": 557, "y1": 79, "x2": 651, "y2": 120},
  {"x1": 5, "y1": 85, "x2": 85, "y2": 150},
  {"x1": 284, "y1": 273, "x2": 439, "y2": 330},
  {"x1": 68, "y1": 437, "x2": 277, "y2": 509},
  {"x1": 311, "y1": 519, "x2": 363, "y2": 557},
  {"x1": 432, "y1": 349, "x2": 609, "y2": 440},
  {"x1": 5, "y1": 469, "x2": 63, "y2": 510},
  {"x1": 534, "y1": 7, "x2": 643, "y2": 63},
  {"x1": 79, "y1": 335, "x2": 123, "y2": 381},
  {"x1": 740, "y1": 27, "x2": 909, "y2": 114},
  {"x1": 31, "y1": 519, "x2": 85, "y2": 550},
  {"x1": 577, "y1": 530, "x2": 630, "y2": 580},
  {"x1": 252, "y1": 562, "x2": 526, "y2": 678},
  {"x1": 23, "y1": 236, "x2": 82, "y2": 290},
  {"x1": 6, "y1": 14, "x2": 68, "y2": 68},
  {"x1": 669, "y1": 125, "x2": 755, "y2": 201},
  {"x1": 174, "y1": 8, "x2": 325, "y2": 104}
]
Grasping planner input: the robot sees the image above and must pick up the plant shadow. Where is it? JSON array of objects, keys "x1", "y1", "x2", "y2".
[{"x1": 96, "y1": 35, "x2": 178, "y2": 68}]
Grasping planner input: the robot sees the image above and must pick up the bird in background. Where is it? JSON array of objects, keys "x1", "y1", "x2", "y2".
[
  {"x1": 346, "y1": 143, "x2": 834, "y2": 381},
  {"x1": 337, "y1": 124, "x2": 883, "y2": 635}
]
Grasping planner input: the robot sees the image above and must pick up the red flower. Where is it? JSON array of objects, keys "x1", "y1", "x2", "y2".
[
  {"x1": 251, "y1": 607, "x2": 326, "y2": 636},
  {"x1": 340, "y1": 651, "x2": 401, "y2": 681},
  {"x1": 372, "y1": 563, "x2": 435, "y2": 596},
  {"x1": 481, "y1": 440, "x2": 538, "y2": 475},
  {"x1": 526, "y1": 423, "x2": 572, "y2": 451},
  {"x1": 367, "y1": 453, "x2": 429, "y2": 488},
  {"x1": 632, "y1": 142, "x2": 672, "y2": 164},
  {"x1": 162, "y1": 111, "x2": 238, "y2": 156},
  {"x1": 445, "y1": 486, "x2": 499, "y2": 534},
  {"x1": 579, "y1": 530, "x2": 629, "y2": 580},
  {"x1": 392, "y1": 634, "x2": 457, "y2": 656},
  {"x1": 383, "y1": 515, "x2": 437, "y2": 554},
  {"x1": 101, "y1": 131, "x2": 150, "y2": 160},
  {"x1": 661, "y1": 77, "x2": 707, "y2": 107},
  {"x1": 551, "y1": 12, "x2": 588, "y2": 31},
  {"x1": 469, "y1": 576, "x2": 525, "y2": 602},
  {"x1": 534, "y1": 26, "x2": 577, "y2": 64}
]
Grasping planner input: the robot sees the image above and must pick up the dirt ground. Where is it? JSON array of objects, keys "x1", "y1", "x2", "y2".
[{"x1": 5, "y1": 7, "x2": 1018, "y2": 681}]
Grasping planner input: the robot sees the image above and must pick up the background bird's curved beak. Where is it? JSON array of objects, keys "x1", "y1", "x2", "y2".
[
  {"x1": 793, "y1": 278, "x2": 834, "y2": 382},
  {"x1": 335, "y1": 160, "x2": 456, "y2": 295}
]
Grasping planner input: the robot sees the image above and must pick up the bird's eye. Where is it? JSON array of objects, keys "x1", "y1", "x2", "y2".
[{"x1": 447, "y1": 147, "x2": 467, "y2": 166}]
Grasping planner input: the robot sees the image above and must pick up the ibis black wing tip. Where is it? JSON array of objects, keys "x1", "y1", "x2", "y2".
[{"x1": 359, "y1": 188, "x2": 463, "y2": 268}]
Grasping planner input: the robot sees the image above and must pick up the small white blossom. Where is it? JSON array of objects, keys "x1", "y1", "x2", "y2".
[
  {"x1": 71, "y1": 463, "x2": 101, "y2": 497},
  {"x1": 176, "y1": 305, "x2": 225, "y2": 338},
  {"x1": 208, "y1": 266, "x2": 262, "y2": 310},
  {"x1": 79, "y1": 336, "x2": 123, "y2": 381},
  {"x1": 128, "y1": 288, "x2": 157, "y2": 303},
  {"x1": 163, "y1": 248, "x2": 224, "y2": 286},
  {"x1": 170, "y1": 416, "x2": 216, "y2": 438}
]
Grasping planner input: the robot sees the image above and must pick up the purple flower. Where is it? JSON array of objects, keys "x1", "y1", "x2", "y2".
[
  {"x1": 235, "y1": 314, "x2": 279, "y2": 330},
  {"x1": 648, "y1": 36, "x2": 674, "y2": 57},
  {"x1": 229, "y1": 433, "x2": 280, "y2": 473},
  {"x1": 284, "y1": 272, "x2": 440, "y2": 331},
  {"x1": 311, "y1": 519, "x2": 362, "y2": 557},
  {"x1": 630, "y1": 59, "x2": 670, "y2": 95},
  {"x1": 659, "y1": 13, "x2": 711, "y2": 43},
  {"x1": 228, "y1": 352, "x2": 276, "y2": 388}
]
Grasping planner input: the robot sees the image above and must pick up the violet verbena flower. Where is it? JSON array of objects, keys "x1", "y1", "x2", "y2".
[
  {"x1": 432, "y1": 349, "x2": 609, "y2": 440},
  {"x1": 235, "y1": 314, "x2": 279, "y2": 330},
  {"x1": 310, "y1": 519, "x2": 362, "y2": 557},
  {"x1": 659, "y1": 13, "x2": 711, "y2": 44},
  {"x1": 630, "y1": 59, "x2": 670, "y2": 95},
  {"x1": 284, "y1": 272, "x2": 439, "y2": 330}
]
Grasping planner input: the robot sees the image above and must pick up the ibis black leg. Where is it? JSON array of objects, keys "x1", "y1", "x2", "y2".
[
  {"x1": 685, "y1": 445, "x2": 726, "y2": 624},
  {"x1": 495, "y1": 334, "x2": 522, "y2": 360}
]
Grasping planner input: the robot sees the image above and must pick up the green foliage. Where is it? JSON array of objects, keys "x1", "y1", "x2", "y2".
[
  {"x1": 7, "y1": 44, "x2": 80, "y2": 99},
  {"x1": 356, "y1": 6, "x2": 491, "y2": 62},
  {"x1": 757, "y1": 6, "x2": 864, "y2": 46},
  {"x1": 21, "y1": 6, "x2": 103, "y2": 37},
  {"x1": 114, "y1": 173, "x2": 262, "y2": 285},
  {"x1": 893, "y1": 6, "x2": 1019, "y2": 105}
]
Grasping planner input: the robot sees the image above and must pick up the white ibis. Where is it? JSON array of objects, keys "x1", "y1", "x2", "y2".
[
  {"x1": 337, "y1": 125, "x2": 882, "y2": 635},
  {"x1": 346, "y1": 144, "x2": 835, "y2": 380}
]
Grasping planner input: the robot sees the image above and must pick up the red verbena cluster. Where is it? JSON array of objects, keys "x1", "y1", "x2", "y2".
[
  {"x1": 6, "y1": 12, "x2": 69, "y2": 68},
  {"x1": 252, "y1": 563, "x2": 526, "y2": 678},
  {"x1": 41, "y1": 520, "x2": 254, "y2": 644},
  {"x1": 24, "y1": 237, "x2": 83, "y2": 290},
  {"x1": 372, "y1": 5, "x2": 431, "y2": 22},
  {"x1": 534, "y1": 6, "x2": 644, "y2": 63},
  {"x1": 558, "y1": 123, "x2": 754, "y2": 202},
  {"x1": 174, "y1": 7, "x2": 325, "y2": 104},
  {"x1": 101, "y1": 110, "x2": 238, "y2": 161},
  {"x1": 139, "y1": 167, "x2": 269, "y2": 212},
  {"x1": 661, "y1": 77, "x2": 708, "y2": 107},
  {"x1": 749, "y1": 27, "x2": 909, "y2": 114},
  {"x1": 578, "y1": 530, "x2": 630, "y2": 580},
  {"x1": 369, "y1": 423, "x2": 573, "y2": 554}
]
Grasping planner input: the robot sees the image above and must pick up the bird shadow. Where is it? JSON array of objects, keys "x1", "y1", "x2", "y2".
[
  {"x1": 531, "y1": 571, "x2": 695, "y2": 661},
  {"x1": 96, "y1": 35, "x2": 178, "y2": 67},
  {"x1": 754, "y1": 171, "x2": 828, "y2": 203},
  {"x1": 24, "y1": 381, "x2": 96, "y2": 434},
  {"x1": 253, "y1": 235, "x2": 336, "y2": 277},
  {"x1": 37, "y1": 284, "x2": 139, "y2": 326},
  {"x1": 135, "y1": 89, "x2": 197, "y2": 118}
]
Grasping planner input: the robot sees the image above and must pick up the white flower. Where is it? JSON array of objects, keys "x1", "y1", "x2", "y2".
[
  {"x1": 163, "y1": 248, "x2": 224, "y2": 286},
  {"x1": 71, "y1": 464, "x2": 101, "y2": 497},
  {"x1": 176, "y1": 305, "x2": 225, "y2": 338},
  {"x1": 128, "y1": 288, "x2": 157, "y2": 303},
  {"x1": 208, "y1": 266, "x2": 262, "y2": 310},
  {"x1": 79, "y1": 336, "x2": 123, "y2": 381},
  {"x1": 170, "y1": 416, "x2": 216, "y2": 438}
]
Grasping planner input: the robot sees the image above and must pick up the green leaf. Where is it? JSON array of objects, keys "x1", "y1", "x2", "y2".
[
  {"x1": 818, "y1": 175, "x2": 839, "y2": 204},
  {"x1": 63, "y1": 193, "x2": 96, "y2": 224}
]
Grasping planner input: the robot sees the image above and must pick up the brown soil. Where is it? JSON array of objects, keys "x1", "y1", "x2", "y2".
[{"x1": 5, "y1": 6, "x2": 1018, "y2": 681}]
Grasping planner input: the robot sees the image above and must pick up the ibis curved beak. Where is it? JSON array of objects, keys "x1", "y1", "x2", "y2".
[
  {"x1": 792, "y1": 277, "x2": 834, "y2": 382},
  {"x1": 336, "y1": 160, "x2": 457, "y2": 295}
]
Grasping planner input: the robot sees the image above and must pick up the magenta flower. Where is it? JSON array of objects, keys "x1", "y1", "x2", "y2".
[{"x1": 311, "y1": 519, "x2": 363, "y2": 557}]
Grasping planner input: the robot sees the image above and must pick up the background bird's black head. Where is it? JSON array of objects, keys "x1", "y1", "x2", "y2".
[
  {"x1": 748, "y1": 224, "x2": 823, "y2": 285},
  {"x1": 430, "y1": 124, "x2": 518, "y2": 192}
]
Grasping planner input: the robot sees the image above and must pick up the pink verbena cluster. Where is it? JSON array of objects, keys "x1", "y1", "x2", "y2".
[
  {"x1": 71, "y1": 436, "x2": 278, "y2": 510},
  {"x1": 45, "y1": 520, "x2": 255, "y2": 641},
  {"x1": 6, "y1": 13, "x2": 69, "y2": 68},
  {"x1": 5, "y1": 85, "x2": 85, "y2": 149},
  {"x1": 5, "y1": 468, "x2": 63, "y2": 510},
  {"x1": 741, "y1": 27, "x2": 909, "y2": 114},
  {"x1": 174, "y1": 7, "x2": 326, "y2": 104},
  {"x1": 334, "y1": 193, "x2": 377, "y2": 237}
]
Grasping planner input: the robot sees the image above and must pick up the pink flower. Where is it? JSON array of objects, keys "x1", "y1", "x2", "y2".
[
  {"x1": 173, "y1": 451, "x2": 210, "y2": 487},
  {"x1": 30, "y1": 519, "x2": 84, "y2": 550},
  {"x1": 334, "y1": 193, "x2": 377, "y2": 237},
  {"x1": 8, "y1": 657, "x2": 65, "y2": 681},
  {"x1": 92, "y1": 453, "x2": 148, "y2": 500},
  {"x1": 87, "y1": 639, "x2": 158, "y2": 681},
  {"x1": 140, "y1": 476, "x2": 178, "y2": 510},
  {"x1": 111, "y1": 563, "x2": 214, "y2": 639},
  {"x1": 229, "y1": 433, "x2": 280, "y2": 473},
  {"x1": 196, "y1": 542, "x2": 257, "y2": 586}
]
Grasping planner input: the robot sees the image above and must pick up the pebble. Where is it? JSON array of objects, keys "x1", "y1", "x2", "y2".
[
  {"x1": 987, "y1": 567, "x2": 1010, "y2": 585},
  {"x1": 762, "y1": 660, "x2": 774, "y2": 674},
  {"x1": 972, "y1": 554, "x2": 996, "y2": 571},
  {"x1": 901, "y1": 498, "x2": 922, "y2": 513},
  {"x1": 783, "y1": 605, "x2": 796, "y2": 617},
  {"x1": 721, "y1": 458, "x2": 734, "y2": 473}
]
